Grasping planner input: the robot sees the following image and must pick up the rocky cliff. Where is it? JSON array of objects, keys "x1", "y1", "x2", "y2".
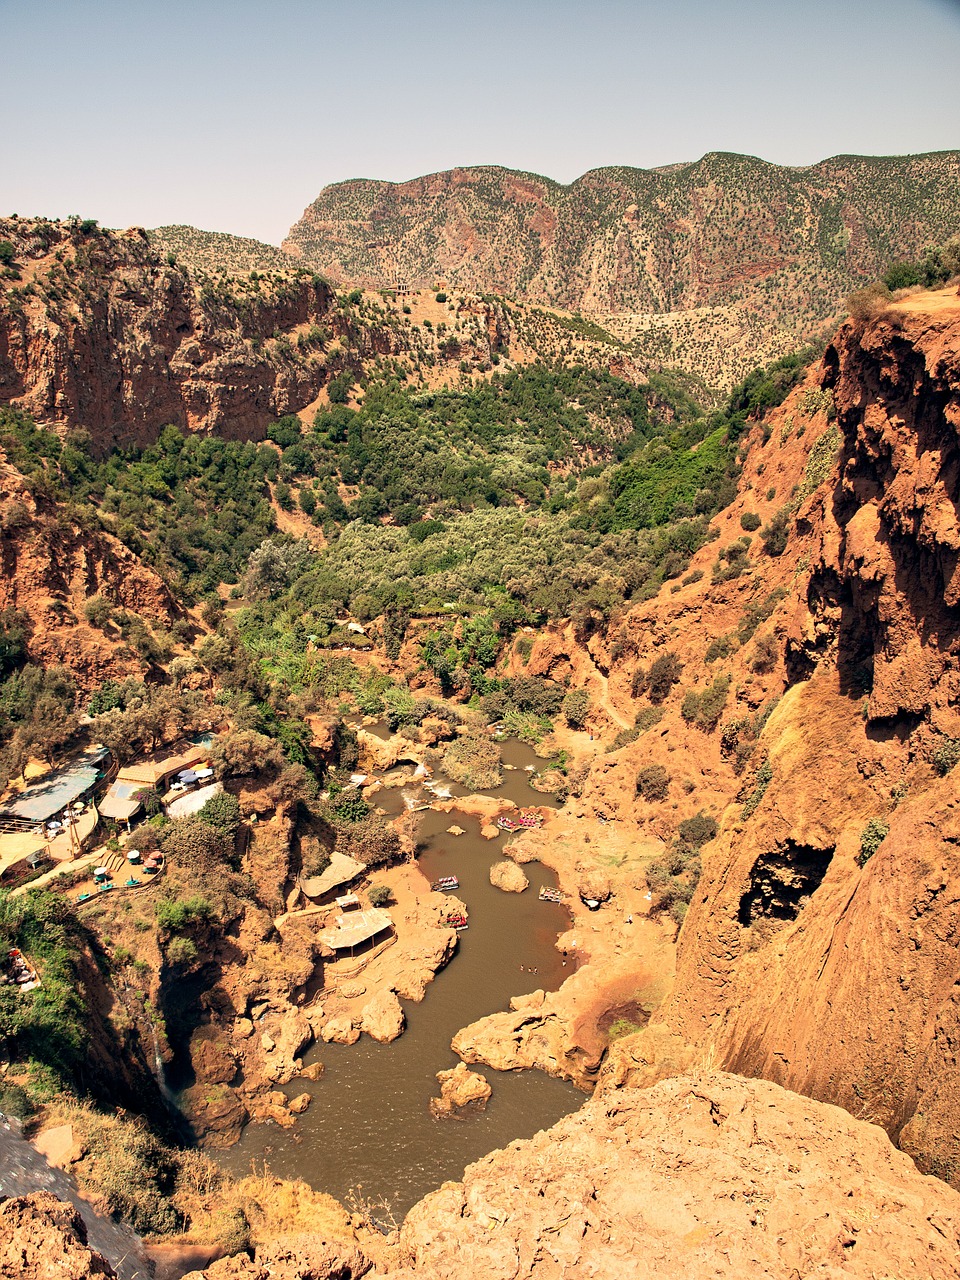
[
  {"x1": 0, "y1": 451, "x2": 184, "y2": 693},
  {"x1": 0, "y1": 218, "x2": 337, "y2": 452},
  {"x1": 552, "y1": 287, "x2": 960, "y2": 1186},
  {"x1": 283, "y1": 152, "x2": 960, "y2": 385}
]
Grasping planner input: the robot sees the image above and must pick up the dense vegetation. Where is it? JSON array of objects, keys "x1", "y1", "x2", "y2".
[{"x1": 0, "y1": 345, "x2": 815, "y2": 768}]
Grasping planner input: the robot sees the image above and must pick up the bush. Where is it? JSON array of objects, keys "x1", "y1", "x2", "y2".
[
  {"x1": 0, "y1": 1081, "x2": 34, "y2": 1118},
  {"x1": 441, "y1": 735, "x2": 502, "y2": 789},
  {"x1": 677, "y1": 811, "x2": 717, "y2": 849},
  {"x1": 740, "y1": 512, "x2": 761, "y2": 531},
  {"x1": 636, "y1": 764, "x2": 670, "y2": 801},
  {"x1": 681, "y1": 674, "x2": 731, "y2": 732},
  {"x1": 645, "y1": 651, "x2": 683, "y2": 704},
  {"x1": 933, "y1": 737, "x2": 960, "y2": 776},
  {"x1": 741, "y1": 756, "x2": 773, "y2": 818},
  {"x1": 434, "y1": 291, "x2": 447, "y2": 303},
  {"x1": 883, "y1": 261, "x2": 922, "y2": 291},
  {"x1": 83, "y1": 596, "x2": 113, "y2": 629},
  {"x1": 155, "y1": 894, "x2": 212, "y2": 933},
  {"x1": 367, "y1": 882, "x2": 391, "y2": 907},
  {"x1": 165, "y1": 936, "x2": 198, "y2": 965},
  {"x1": 846, "y1": 282, "x2": 892, "y2": 320},
  {"x1": 760, "y1": 505, "x2": 792, "y2": 557},
  {"x1": 0, "y1": 242, "x2": 15, "y2": 266},
  {"x1": 857, "y1": 818, "x2": 889, "y2": 867},
  {"x1": 266, "y1": 415, "x2": 302, "y2": 449},
  {"x1": 197, "y1": 791, "x2": 242, "y2": 838},
  {"x1": 332, "y1": 790, "x2": 370, "y2": 822},
  {"x1": 561, "y1": 687, "x2": 590, "y2": 729},
  {"x1": 749, "y1": 633, "x2": 778, "y2": 673}
]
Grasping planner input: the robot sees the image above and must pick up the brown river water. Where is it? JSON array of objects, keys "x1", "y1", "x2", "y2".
[{"x1": 214, "y1": 738, "x2": 584, "y2": 1225}]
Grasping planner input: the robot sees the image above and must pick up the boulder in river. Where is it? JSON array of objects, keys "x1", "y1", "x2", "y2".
[
  {"x1": 430, "y1": 1062, "x2": 493, "y2": 1117},
  {"x1": 321, "y1": 1015, "x2": 360, "y2": 1045},
  {"x1": 490, "y1": 860, "x2": 530, "y2": 893},
  {"x1": 360, "y1": 989, "x2": 405, "y2": 1042}
]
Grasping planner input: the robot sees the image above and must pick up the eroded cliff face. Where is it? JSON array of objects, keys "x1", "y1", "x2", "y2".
[
  {"x1": 0, "y1": 218, "x2": 337, "y2": 451},
  {"x1": 586, "y1": 289, "x2": 960, "y2": 1185},
  {"x1": 0, "y1": 452, "x2": 185, "y2": 693}
]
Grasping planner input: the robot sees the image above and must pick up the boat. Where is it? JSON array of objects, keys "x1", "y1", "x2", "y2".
[
  {"x1": 444, "y1": 912, "x2": 469, "y2": 930},
  {"x1": 431, "y1": 875, "x2": 460, "y2": 891},
  {"x1": 539, "y1": 886, "x2": 565, "y2": 904},
  {"x1": 497, "y1": 815, "x2": 521, "y2": 832}
]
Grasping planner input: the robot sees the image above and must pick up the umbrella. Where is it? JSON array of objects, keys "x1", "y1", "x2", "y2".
[
  {"x1": 126, "y1": 850, "x2": 141, "y2": 863},
  {"x1": 195, "y1": 767, "x2": 214, "y2": 779},
  {"x1": 178, "y1": 769, "x2": 199, "y2": 782}
]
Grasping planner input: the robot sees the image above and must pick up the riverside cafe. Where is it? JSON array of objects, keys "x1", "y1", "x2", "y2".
[{"x1": 0, "y1": 747, "x2": 110, "y2": 882}]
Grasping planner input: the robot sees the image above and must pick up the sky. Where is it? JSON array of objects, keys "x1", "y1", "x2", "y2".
[{"x1": 2, "y1": 0, "x2": 959, "y2": 245}]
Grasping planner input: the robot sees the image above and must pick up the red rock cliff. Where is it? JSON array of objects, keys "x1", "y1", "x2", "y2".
[
  {"x1": 0, "y1": 218, "x2": 337, "y2": 452},
  {"x1": 595, "y1": 288, "x2": 960, "y2": 1186}
]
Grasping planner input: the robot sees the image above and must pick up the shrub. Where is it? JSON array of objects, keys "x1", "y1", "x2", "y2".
[
  {"x1": 883, "y1": 261, "x2": 922, "y2": 291},
  {"x1": 636, "y1": 764, "x2": 670, "y2": 801},
  {"x1": 266, "y1": 415, "x2": 302, "y2": 448},
  {"x1": 749, "y1": 633, "x2": 779, "y2": 673},
  {"x1": 367, "y1": 882, "x2": 391, "y2": 907},
  {"x1": 857, "y1": 818, "x2": 889, "y2": 867},
  {"x1": 740, "y1": 757, "x2": 773, "y2": 818},
  {"x1": 933, "y1": 737, "x2": 960, "y2": 776},
  {"x1": 646, "y1": 651, "x2": 683, "y2": 704},
  {"x1": 332, "y1": 790, "x2": 370, "y2": 823},
  {"x1": 0, "y1": 1081, "x2": 34, "y2": 1118},
  {"x1": 434, "y1": 292, "x2": 447, "y2": 303},
  {"x1": 677, "y1": 811, "x2": 717, "y2": 849},
  {"x1": 561, "y1": 687, "x2": 590, "y2": 729},
  {"x1": 681, "y1": 674, "x2": 731, "y2": 731},
  {"x1": 740, "y1": 512, "x2": 761, "y2": 531},
  {"x1": 0, "y1": 242, "x2": 15, "y2": 266},
  {"x1": 442, "y1": 734, "x2": 503, "y2": 789},
  {"x1": 165, "y1": 936, "x2": 198, "y2": 965},
  {"x1": 155, "y1": 894, "x2": 212, "y2": 933},
  {"x1": 846, "y1": 281, "x2": 893, "y2": 320},
  {"x1": 197, "y1": 791, "x2": 242, "y2": 837},
  {"x1": 760, "y1": 505, "x2": 792, "y2": 557},
  {"x1": 83, "y1": 596, "x2": 113, "y2": 629}
]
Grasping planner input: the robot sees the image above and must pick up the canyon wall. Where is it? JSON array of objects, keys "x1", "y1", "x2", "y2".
[
  {"x1": 0, "y1": 218, "x2": 337, "y2": 452},
  {"x1": 566, "y1": 288, "x2": 960, "y2": 1185}
]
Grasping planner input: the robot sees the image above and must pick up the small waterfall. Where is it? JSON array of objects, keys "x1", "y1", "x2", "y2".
[{"x1": 143, "y1": 1005, "x2": 178, "y2": 1109}]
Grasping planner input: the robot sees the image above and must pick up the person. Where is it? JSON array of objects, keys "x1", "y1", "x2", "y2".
[{"x1": 626, "y1": 914, "x2": 633, "y2": 924}]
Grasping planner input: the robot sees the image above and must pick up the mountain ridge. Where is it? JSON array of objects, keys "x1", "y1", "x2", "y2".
[{"x1": 283, "y1": 149, "x2": 960, "y2": 385}]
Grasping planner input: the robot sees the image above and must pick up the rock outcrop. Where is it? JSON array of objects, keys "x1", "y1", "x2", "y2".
[
  {"x1": 428, "y1": 1062, "x2": 492, "y2": 1118},
  {"x1": 388, "y1": 1073, "x2": 960, "y2": 1279},
  {"x1": 359, "y1": 989, "x2": 405, "y2": 1043},
  {"x1": 0, "y1": 1192, "x2": 117, "y2": 1279},
  {"x1": 0, "y1": 218, "x2": 338, "y2": 451},
  {"x1": 488, "y1": 860, "x2": 528, "y2": 893}
]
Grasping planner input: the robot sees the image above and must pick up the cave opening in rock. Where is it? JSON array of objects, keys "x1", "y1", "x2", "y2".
[{"x1": 738, "y1": 841, "x2": 835, "y2": 926}]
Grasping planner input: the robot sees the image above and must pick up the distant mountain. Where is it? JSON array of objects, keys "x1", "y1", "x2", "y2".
[
  {"x1": 282, "y1": 151, "x2": 960, "y2": 385},
  {"x1": 148, "y1": 225, "x2": 304, "y2": 275}
]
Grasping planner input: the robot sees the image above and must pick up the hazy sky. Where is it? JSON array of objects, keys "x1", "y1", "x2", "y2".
[{"x1": 2, "y1": 0, "x2": 959, "y2": 244}]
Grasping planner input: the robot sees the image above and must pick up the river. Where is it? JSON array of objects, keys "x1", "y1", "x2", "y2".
[{"x1": 215, "y1": 737, "x2": 584, "y2": 1224}]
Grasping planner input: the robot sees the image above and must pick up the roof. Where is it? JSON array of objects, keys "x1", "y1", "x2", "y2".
[
  {"x1": 165, "y1": 781, "x2": 222, "y2": 819},
  {"x1": 0, "y1": 755, "x2": 105, "y2": 824},
  {"x1": 0, "y1": 832, "x2": 47, "y2": 878},
  {"x1": 318, "y1": 908, "x2": 393, "y2": 951},
  {"x1": 117, "y1": 743, "x2": 210, "y2": 788},
  {"x1": 98, "y1": 780, "x2": 145, "y2": 822},
  {"x1": 300, "y1": 851, "x2": 365, "y2": 899}
]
